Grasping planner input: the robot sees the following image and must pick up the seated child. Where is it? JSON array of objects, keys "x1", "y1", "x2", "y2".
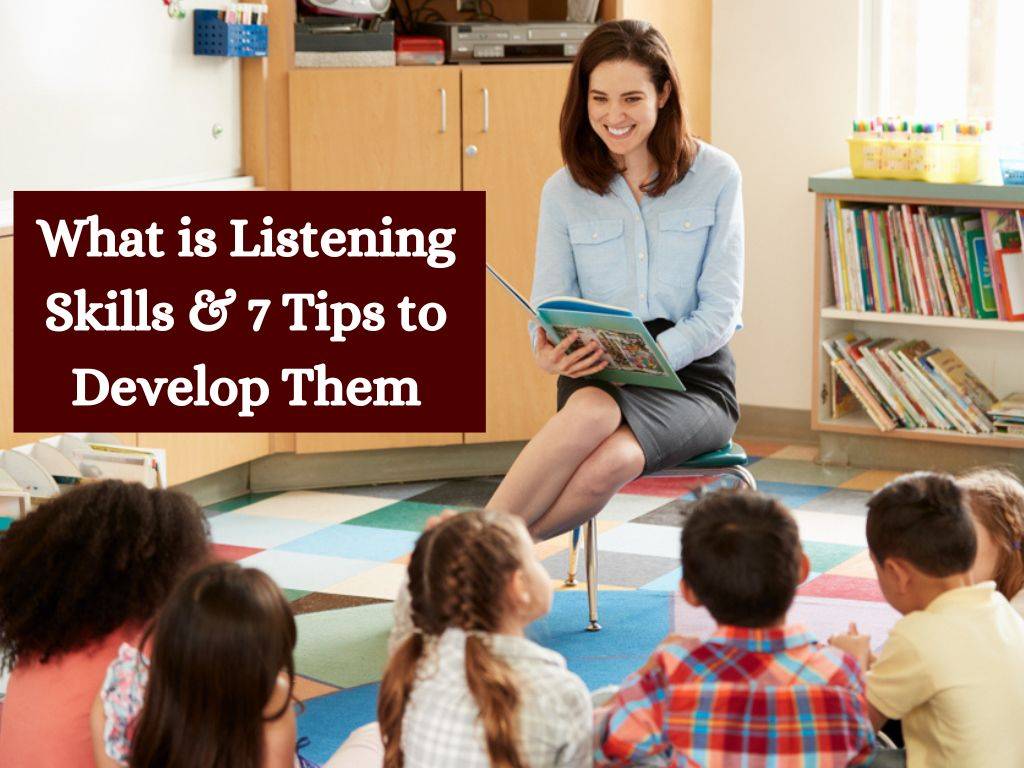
[
  {"x1": 377, "y1": 508, "x2": 592, "y2": 768},
  {"x1": 959, "y1": 467, "x2": 1024, "y2": 616},
  {"x1": 90, "y1": 562, "x2": 304, "y2": 768},
  {"x1": 0, "y1": 480, "x2": 210, "y2": 768},
  {"x1": 596, "y1": 489, "x2": 876, "y2": 767},
  {"x1": 830, "y1": 471, "x2": 1024, "y2": 768}
]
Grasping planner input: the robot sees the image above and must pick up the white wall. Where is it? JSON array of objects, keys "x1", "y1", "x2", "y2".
[
  {"x1": 712, "y1": 0, "x2": 861, "y2": 410},
  {"x1": 0, "y1": 1, "x2": 242, "y2": 210}
]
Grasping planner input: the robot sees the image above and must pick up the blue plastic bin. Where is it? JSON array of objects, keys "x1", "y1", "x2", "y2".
[
  {"x1": 194, "y1": 9, "x2": 267, "y2": 57},
  {"x1": 1000, "y1": 155, "x2": 1024, "y2": 186}
]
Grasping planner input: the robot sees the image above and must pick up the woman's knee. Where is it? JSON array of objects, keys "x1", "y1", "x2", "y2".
[
  {"x1": 575, "y1": 435, "x2": 645, "y2": 498},
  {"x1": 559, "y1": 387, "x2": 621, "y2": 440}
]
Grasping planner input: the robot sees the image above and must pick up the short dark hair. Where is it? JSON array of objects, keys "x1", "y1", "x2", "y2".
[
  {"x1": 560, "y1": 19, "x2": 698, "y2": 197},
  {"x1": 681, "y1": 490, "x2": 802, "y2": 627},
  {"x1": 0, "y1": 480, "x2": 210, "y2": 668},
  {"x1": 867, "y1": 471, "x2": 976, "y2": 576}
]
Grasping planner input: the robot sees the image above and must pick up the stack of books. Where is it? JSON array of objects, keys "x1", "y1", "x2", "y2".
[
  {"x1": 822, "y1": 332, "x2": 997, "y2": 434},
  {"x1": 824, "y1": 201, "x2": 1024, "y2": 320},
  {"x1": 988, "y1": 393, "x2": 1024, "y2": 436}
]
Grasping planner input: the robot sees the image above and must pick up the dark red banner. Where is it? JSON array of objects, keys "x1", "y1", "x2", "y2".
[{"x1": 14, "y1": 191, "x2": 486, "y2": 432}]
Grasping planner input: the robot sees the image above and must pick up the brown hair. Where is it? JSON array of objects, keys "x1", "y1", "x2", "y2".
[
  {"x1": 378, "y1": 509, "x2": 528, "y2": 768},
  {"x1": 560, "y1": 19, "x2": 697, "y2": 197},
  {"x1": 0, "y1": 480, "x2": 209, "y2": 669},
  {"x1": 958, "y1": 467, "x2": 1024, "y2": 599},
  {"x1": 129, "y1": 563, "x2": 296, "y2": 768}
]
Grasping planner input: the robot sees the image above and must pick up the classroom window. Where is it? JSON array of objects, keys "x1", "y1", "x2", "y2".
[{"x1": 860, "y1": 0, "x2": 1024, "y2": 140}]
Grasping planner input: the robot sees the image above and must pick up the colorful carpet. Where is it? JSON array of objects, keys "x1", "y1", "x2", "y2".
[{"x1": 198, "y1": 440, "x2": 902, "y2": 764}]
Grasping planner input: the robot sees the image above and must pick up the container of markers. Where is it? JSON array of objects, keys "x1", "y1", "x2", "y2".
[
  {"x1": 999, "y1": 148, "x2": 1024, "y2": 186},
  {"x1": 194, "y1": 8, "x2": 267, "y2": 57},
  {"x1": 848, "y1": 120, "x2": 988, "y2": 184}
]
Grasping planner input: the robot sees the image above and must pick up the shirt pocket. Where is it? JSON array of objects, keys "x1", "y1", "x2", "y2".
[
  {"x1": 568, "y1": 219, "x2": 626, "y2": 300},
  {"x1": 656, "y1": 207, "x2": 715, "y2": 287}
]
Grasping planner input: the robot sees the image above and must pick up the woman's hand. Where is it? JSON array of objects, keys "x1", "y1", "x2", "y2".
[{"x1": 533, "y1": 328, "x2": 609, "y2": 378}]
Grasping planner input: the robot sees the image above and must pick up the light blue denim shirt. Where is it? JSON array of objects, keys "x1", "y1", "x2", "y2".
[{"x1": 529, "y1": 141, "x2": 744, "y2": 371}]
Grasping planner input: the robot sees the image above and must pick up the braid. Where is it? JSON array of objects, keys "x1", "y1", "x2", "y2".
[{"x1": 959, "y1": 468, "x2": 1024, "y2": 598}]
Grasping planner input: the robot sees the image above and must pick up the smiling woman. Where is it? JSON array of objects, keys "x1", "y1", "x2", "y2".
[{"x1": 486, "y1": 20, "x2": 744, "y2": 542}]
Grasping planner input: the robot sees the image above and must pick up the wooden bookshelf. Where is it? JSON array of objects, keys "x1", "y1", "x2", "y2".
[{"x1": 809, "y1": 171, "x2": 1024, "y2": 451}]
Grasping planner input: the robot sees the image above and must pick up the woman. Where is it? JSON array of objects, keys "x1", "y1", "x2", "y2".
[
  {"x1": 488, "y1": 20, "x2": 743, "y2": 540},
  {"x1": 0, "y1": 480, "x2": 210, "y2": 768}
]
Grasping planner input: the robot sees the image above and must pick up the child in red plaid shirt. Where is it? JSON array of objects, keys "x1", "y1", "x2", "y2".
[{"x1": 595, "y1": 489, "x2": 876, "y2": 767}]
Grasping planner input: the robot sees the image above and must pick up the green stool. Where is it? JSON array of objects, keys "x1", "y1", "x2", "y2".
[{"x1": 565, "y1": 441, "x2": 756, "y2": 631}]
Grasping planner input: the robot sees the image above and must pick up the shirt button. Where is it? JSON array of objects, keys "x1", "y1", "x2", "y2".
[
  {"x1": 683, "y1": 221, "x2": 692, "y2": 229},
  {"x1": 640, "y1": 293, "x2": 646, "y2": 300},
  {"x1": 635, "y1": 213, "x2": 641, "y2": 221},
  {"x1": 592, "y1": 233, "x2": 598, "y2": 240},
  {"x1": 638, "y1": 252, "x2": 645, "y2": 260}
]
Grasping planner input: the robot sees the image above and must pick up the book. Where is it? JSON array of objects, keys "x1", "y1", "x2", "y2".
[
  {"x1": 486, "y1": 264, "x2": 685, "y2": 392},
  {"x1": 992, "y1": 248, "x2": 1024, "y2": 321}
]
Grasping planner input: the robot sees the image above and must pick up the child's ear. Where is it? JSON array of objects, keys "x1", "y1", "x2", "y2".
[
  {"x1": 886, "y1": 558, "x2": 913, "y2": 593},
  {"x1": 680, "y1": 578, "x2": 702, "y2": 608},
  {"x1": 798, "y1": 550, "x2": 811, "y2": 583},
  {"x1": 508, "y1": 569, "x2": 532, "y2": 610}
]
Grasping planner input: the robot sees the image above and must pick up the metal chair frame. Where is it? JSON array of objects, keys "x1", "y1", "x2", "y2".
[{"x1": 565, "y1": 462, "x2": 757, "y2": 631}]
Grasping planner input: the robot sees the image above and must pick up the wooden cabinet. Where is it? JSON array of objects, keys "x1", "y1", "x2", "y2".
[
  {"x1": 287, "y1": 64, "x2": 568, "y2": 450},
  {"x1": 138, "y1": 433, "x2": 272, "y2": 486},
  {"x1": 461, "y1": 65, "x2": 567, "y2": 443},
  {"x1": 289, "y1": 67, "x2": 462, "y2": 191}
]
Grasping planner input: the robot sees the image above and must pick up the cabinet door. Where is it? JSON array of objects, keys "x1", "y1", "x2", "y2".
[
  {"x1": 290, "y1": 67, "x2": 463, "y2": 451},
  {"x1": 289, "y1": 67, "x2": 462, "y2": 190},
  {"x1": 461, "y1": 65, "x2": 570, "y2": 443}
]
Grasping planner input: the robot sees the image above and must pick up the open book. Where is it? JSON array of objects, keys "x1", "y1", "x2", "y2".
[{"x1": 487, "y1": 264, "x2": 685, "y2": 392}]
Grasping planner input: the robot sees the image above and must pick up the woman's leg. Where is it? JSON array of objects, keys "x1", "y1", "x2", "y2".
[
  {"x1": 528, "y1": 424, "x2": 645, "y2": 540},
  {"x1": 486, "y1": 387, "x2": 622, "y2": 528}
]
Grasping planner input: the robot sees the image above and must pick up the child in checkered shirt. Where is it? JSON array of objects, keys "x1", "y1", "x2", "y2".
[
  {"x1": 373, "y1": 508, "x2": 592, "y2": 768},
  {"x1": 596, "y1": 489, "x2": 877, "y2": 767}
]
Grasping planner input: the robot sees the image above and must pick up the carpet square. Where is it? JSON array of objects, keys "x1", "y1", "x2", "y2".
[
  {"x1": 828, "y1": 549, "x2": 877, "y2": 579},
  {"x1": 802, "y1": 541, "x2": 865, "y2": 573},
  {"x1": 542, "y1": 549, "x2": 679, "y2": 588},
  {"x1": 751, "y1": 458, "x2": 863, "y2": 486},
  {"x1": 640, "y1": 566, "x2": 683, "y2": 592},
  {"x1": 735, "y1": 439, "x2": 789, "y2": 458},
  {"x1": 797, "y1": 488, "x2": 871, "y2": 516},
  {"x1": 211, "y1": 543, "x2": 263, "y2": 562},
  {"x1": 792, "y1": 509, "x2": 867, "y2": 546},
  {"x1": 239, "y1": 490, "x2": 393, "y2": 524},
  {"x1": 205, "y1": 491, "x2": 283, "y2": 517},
  {"x1": 293, "y1": 675, "x2": 341, "y2": 703},
  {"x1": 838, "y1": 470, "x2": 904, "y2": 492},
  {"x1": 594, "y1": 522, "x2": 681, "y2": 559},
  {"x1": 771, "y1": 444, "x2": 820, "y2": 462},
  {"x1": 596, "y1": 493, "x2": 675, "y2": 522},
  {"x1": 405, "y1": 477, "x2": 503, "y2": 507},
  {"x1": 323, "y1": 562, "x2": 407, "y2": 600},
  {"x1": 280, "y1": 524, "x2": 419, "y2": 561},
  {"x1": 798, "y1": 573, "x2": 885, "y2": 602},
  {"x1": 345, "y1": 500, "x2": 460, "y2": 532},
  {"x1": 632, "y1": 497, "x2": 691, "y2": 527},
  {"x1": 209, "y1": 513, "x2": 334, "y2": 549},
  {"x1": 757, "y1": 481, "x2": 834, "y2": 509},
  {"x1": 291, "y1": 592, "x2": 390, "y2": 616},
  {"x1": 322, "y1": 480, "x2": 444, "y2": 501},
  {"x1": 294, "y1": 604, "x2": 394, "y2": 688},
  {"x1": 619, "y1": 474, "x2": 713, "y2": 498},
  {"x1": 238, "y1": 550, "x2": 378, "y2": 592}
]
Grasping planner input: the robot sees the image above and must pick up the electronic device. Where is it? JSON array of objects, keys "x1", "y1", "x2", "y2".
[
  {"x1": 299, "y1": 0, "x2": 390, "y2": 19},
  {"x1": 417, "y1": 21, "x2": 596, "y2": 63}
]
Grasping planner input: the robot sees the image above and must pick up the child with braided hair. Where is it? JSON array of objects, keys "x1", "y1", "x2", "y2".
[
  {"x1": 959, "y1": 467, "x2": 1024, "y2": 617},
  {"x1": 375, "y1": 508, "x2": 592, "y2": 768}
]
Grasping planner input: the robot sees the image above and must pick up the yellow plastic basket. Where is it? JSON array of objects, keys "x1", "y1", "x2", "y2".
[{"x1": 848, "y1": 136, "x2": 985, "y2": 183}]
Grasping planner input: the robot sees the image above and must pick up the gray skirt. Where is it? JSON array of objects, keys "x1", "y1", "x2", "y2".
[{"x1": 556, "y1": 319, "x2": 739, "y2": 474}]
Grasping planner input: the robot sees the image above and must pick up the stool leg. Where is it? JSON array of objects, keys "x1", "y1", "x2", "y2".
[
  {"x1": 565, "y1": 526, "x2": 581, "y2": 587},
  {"x1": 723, "y1": 466, "x2": 758, "y2": 492},
  {"x1": 585, "y1": 517, "x2": 601, "y2": 632}
]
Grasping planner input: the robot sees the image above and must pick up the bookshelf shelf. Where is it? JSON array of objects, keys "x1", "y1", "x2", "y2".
[
  {"x1": 820, "y1": 307, "x2": 1024, "y2": 333},
  {"x1": 810, "y1": 171, "x2": 1024, "y2": 452},
  {"x1": 817, "y1": 412, "x2": 1024, "y2": 450}
]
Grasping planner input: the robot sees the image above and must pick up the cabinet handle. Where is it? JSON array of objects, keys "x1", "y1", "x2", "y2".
[
  {"x1": 439, "y1": 88, "x2": 447, "y2": 133},
  {"x1": 482, "y1": 87, "x2": 489, "y2": 133}
]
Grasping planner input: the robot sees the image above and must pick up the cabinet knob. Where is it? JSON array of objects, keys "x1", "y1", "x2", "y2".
[{"x1": 465, "y1": 145, "x2": 478, "y2": 157}]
